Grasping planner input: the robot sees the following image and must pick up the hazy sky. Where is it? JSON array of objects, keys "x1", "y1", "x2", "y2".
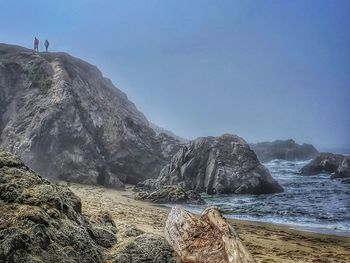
[{"x1": 1, "y1": 0, "x2": 349, "y2": 151}]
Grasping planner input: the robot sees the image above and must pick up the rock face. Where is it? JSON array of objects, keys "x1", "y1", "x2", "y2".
[
  {"x1": 0, "y1": 43, "x2": 174, "y2": 188},
  {"x1": 137, "y1": 134, "x2": 283, "y2": 195},
  {"x1": 300, "y1": 152, "x2": 350, "y2": 179},
  {"x1": 165, "y1": 206, "x2": 256, "y2": 263},
  {"x1": 0, "y1": 151, "x2": 117, "y2": 262},
  {"x1": 156, "y1": 133, "x2": 183, "y2": 160},
  {"x1": 250, "y1": 139, "x2": 318, "y2": 162},
  {"x1": 134, "y1": 185, "x2": 205, "y2": 205}
]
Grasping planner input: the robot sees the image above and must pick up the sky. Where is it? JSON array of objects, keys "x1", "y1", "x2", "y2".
[{"x1": 1, "y1": 0, "x2": 349, "y2": 151}]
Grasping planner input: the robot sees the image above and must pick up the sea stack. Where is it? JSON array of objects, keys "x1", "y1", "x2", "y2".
[{"x1": 137, "y1": 134, "x2": 283, "y2": 195}]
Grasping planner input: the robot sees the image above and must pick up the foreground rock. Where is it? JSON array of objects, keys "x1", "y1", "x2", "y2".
[
  {"x1": 108, "y1": 232, "x2": 181, "y2": 263},
  {"x1": 250, "y1": 139, "x2": 318, "y2": 162},
  {"x1": 300, "y1": 153, "x2": 350, "y2": 179},
  {"x1": 0, "y1": 43, "x2": 179, "y2": 188},
  {"x1": 165, "y1": 206, "x2": 255, "y2": 263},
  {"x1": 134, "y1": 185, "x2": 205, "y2": 205},
  {"x1": 137, "y1": 134, "x2": 283, "y2": 195},
  {"x1": 0, "y1": 151, "x2": 116, "y2": 262}
]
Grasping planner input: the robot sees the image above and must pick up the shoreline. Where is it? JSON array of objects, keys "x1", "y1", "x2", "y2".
[
  {"x1": 68, "y1": 183, "x2": 350, "y2": 263},
  {"x1": 163, "y1": 203, "x2": 350, "y2": 238}
]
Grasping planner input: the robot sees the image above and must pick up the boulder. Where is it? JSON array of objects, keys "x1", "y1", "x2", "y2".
[
  {"x1": 134, "y1": 185, "x2": 205, "y2": 205},
  {"x1": 250, "y1": 139, "x2": 318, "y2": 162},
  {"x1": 0, "y1": 151, "x2": 116, "y2": 263},
  {"x1": 300, "y1": 153, "x2": 349, "y2": 178},
  {"x1": 137, "y1": 134, "x2": 283, "y2": 195},
  {"x1": 107, "y1": 233, "x2": 181, "y2": 263},
  {"x1": 165, "y1": 206, "x2": 255, "y2": 263}
]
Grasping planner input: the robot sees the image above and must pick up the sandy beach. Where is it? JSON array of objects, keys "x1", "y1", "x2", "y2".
[{"x1": 68, "y1": 183, "x2": 350, "y2": 263}]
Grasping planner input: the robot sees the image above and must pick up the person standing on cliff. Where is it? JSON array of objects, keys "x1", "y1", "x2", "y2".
[
  {"x1": 34, "y1": 37, "x2": 39, "y2": 52},
  {"x1": 44, "y1": 40, "x2": 49, "y2": 52}
]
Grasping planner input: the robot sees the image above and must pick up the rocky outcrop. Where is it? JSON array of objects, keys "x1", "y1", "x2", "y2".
[
  {"x1": 0, "y1": 43, "x2": 177, "y2": 188},
  {"x1": 137, "y1": 134, "x2": 283, "y2": 195},
  {"x1": 250, "y1": 139, "x2": 318, "y2": 162},
  {"x1": 300, "y1": 153, "x2": 350, "y2": 179},
  {"x1": 134, "y1": 185, "x2": 205, "y2": 205},
  {"x1": 165, "y1": 206, "x2": 255, "y2": 263},
  {"x1": 0, "y1": 151, "x2": 117, "y2": 262}
]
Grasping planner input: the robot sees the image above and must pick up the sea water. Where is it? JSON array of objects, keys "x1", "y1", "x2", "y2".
[{"x1": 184, "y1": 159, "x2": 350, "y2": 237}]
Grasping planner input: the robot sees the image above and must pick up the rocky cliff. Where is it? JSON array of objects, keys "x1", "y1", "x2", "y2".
[
  {"x1": 250, "y1": 139, "x2": 318, "y2": 162},
  {"x1": 137, "y1": 134, "x2": 283, "y2": 195},
  {"x1": 0, "y1": 44, "x2": 173, "y2": 188}
]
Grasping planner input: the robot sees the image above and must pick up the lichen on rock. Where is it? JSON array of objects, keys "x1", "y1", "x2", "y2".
[{"x1": 0, "y1": 151, "x2": 117, "y2": 263}]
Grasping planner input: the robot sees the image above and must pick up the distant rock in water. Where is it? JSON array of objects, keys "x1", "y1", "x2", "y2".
[
  {"x1": 250, "y1": 139, "x2": 318, "y2": 162},
  {"x1": 0, "y1": 43, "x2": 178, "y2": 188},
  {"x1": 300, "y1": 152, "x2": 350, "y2": 179},
  {"x1": 0, "y1": 151, "x2": 117, "y2": 262},
  {"x1": 137, "y1": 134, "x2": 283, "y2": 195},
  {"x1": 134, "y1": 185, "x2": 205, "y2": 205}
]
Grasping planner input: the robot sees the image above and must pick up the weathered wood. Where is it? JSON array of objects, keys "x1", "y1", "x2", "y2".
[{"x1": 165, "y1": 206, "x2": 256, "y2": 263}]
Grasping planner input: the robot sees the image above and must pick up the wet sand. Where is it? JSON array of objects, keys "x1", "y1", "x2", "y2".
[{"x1": 69, "y1": 183, "x2": 350, "y2": 263}]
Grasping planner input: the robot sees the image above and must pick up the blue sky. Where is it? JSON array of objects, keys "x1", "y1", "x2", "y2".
[{"x1": 1, "y1": 0, "x2": 349, "y2": 151}]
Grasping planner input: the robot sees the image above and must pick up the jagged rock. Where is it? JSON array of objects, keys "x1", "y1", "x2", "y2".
[
  {"x1": 250, "y1": 139, "x2": 318, "y2": 162},
  {"x1": 165, "y1": 206, "x2": 256, "y2": 263},
  {"x1": 156, "y1": 133, "x2": 183, "y2": 160},
  {"x1": 134, "y1": 185, "x2": 205, "y2": 205},
  {"x1": 107, "y1": 233, "x2": 181, "y2": 263},
  {"x1": 300, "y1": 153, "x2": 350, "y2": 179},
  {"x1": 0, "y1": 151, "x2": 116, "y2": 262},
  {"x1": 137, "y1": 134, "x2": 283, "y2": 195},
  {"x1": 333, "y1": 157, "x2": 350, "y2": 179},
  {"x1": 0, "y1": 44, "x2": 178, "y2": 188}
]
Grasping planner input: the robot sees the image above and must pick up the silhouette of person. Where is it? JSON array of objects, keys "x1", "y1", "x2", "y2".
[
  {"x1": 34, "y1": 37, "x2": 39, "y2": 52},
  {"x1": 44, "y1": 40, "x2": 49, "y2": 52}
]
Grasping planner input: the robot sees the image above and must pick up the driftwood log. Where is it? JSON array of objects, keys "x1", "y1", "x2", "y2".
[{"x1": 165, "y1": 206, "x2": 256, "y2": 263}]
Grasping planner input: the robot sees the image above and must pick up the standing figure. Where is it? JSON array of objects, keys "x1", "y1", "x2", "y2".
[
  {"x1": 34, "y1": 37, "x2": 39, "y2": 52},
  {"x1": 44, "y1": 40, "x2": 49, "y2": 52}
]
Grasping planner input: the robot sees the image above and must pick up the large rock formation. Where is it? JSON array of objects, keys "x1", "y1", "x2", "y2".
[
  {"x1": 165, "y1": 206, "x2": 256, "y2": 263},
  {"x1": 250, "y1": 139, "x2": 318, "y2": 162},
  {"x1": 0, "y1": 43, "x2": 174, "y2": 188},
  {"x1": 137, "y1": 134, "x2": 283, "y2": 195},
  {"x1": 0, "y1": 151, "x2": 117, "y2": 262},
  {"x1": 300, "y1": 152, "x2": 350, "y2": 179}
]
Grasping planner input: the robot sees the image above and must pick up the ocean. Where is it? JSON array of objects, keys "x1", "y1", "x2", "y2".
[{"x1": 183, "y1": 159, "x2": 350, "y2": 237}]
